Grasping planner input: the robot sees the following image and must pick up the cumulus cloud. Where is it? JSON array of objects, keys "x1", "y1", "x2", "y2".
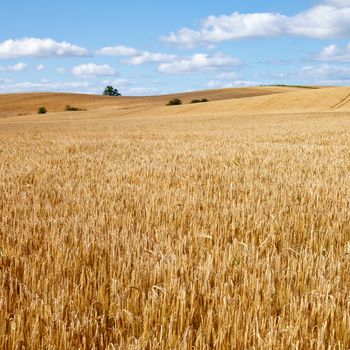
[
  {"x1": 101, "y1": 78, "x2": 132, "y2": 89},
  {"x1": 206, "y1": 71, "x2": 259, "y2": 88},
  {"x1": 299, "y1": 64, "x2": 350, "y2": 81},
  {"x1": 126, "y1": 87, "x2": 158, "y2": 95},
  {"x1": 72, "y1": 63, "x2": 117, "y2": 78},
  {"x1": 272, "y1": 64, "x2": 350, "y2": 85},
  {"x1": 0, "y1": 77, "x2": 12, "y2": 83},
  {"x1": 158, "y1": 53, "x2": 240, "y2": 74},
  {"x1": 325, "y1": 0, "x2": 350, "y2": 6},
  {"x1": 161, "y1": 3, "x2": 350, "y2": 48},
  {"x1": 0, "y1": 80, "x2": 93, "y2": 94},
  {"x1": 0, "y1": 38, "x2": 89, "y2": 59},
  {"x1": 56, "y1": 67, "x2": 66, "y2": 74},
  {"x1": 36, "y1": 64, "x2": 45, "y2": 71},
  {"x1": 97, "y1": 45, "x2": 138, "y2": 56},
  {"x1": 97, "y1": 44, "x2": 177, "y2": 65},
  {"x1": 99, "y1": 79, "x2": 159, "y2": 95},
  {"x1": 289, "y1": 6, "x2": 350, "y2": 38},
  {"x1": 125, "y1": 52, "x2": 177, "y2": 65},
  {"x1": 315, "y1": 42, "x2": 350, "y2": 62},
  {"x1": 207, "y1": 79, "x2": 260, "y2": 88},
  {"x1": 0, "y1": 62, "x2": 28, "y2": 72},
  {"x1": 163, "y1": 13, "x2": 287, "y2": 48},
  {"x1": 217, "y1": 72, "x2": 239, "y2": 80},
  {"x1": 10, "y1": 62, "x2": 28, "y2": 72}
]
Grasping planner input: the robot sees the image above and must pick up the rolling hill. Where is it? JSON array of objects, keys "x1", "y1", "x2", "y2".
[
  {"x1": 0, "y1": 86, "x2": 313, "y2": 119},
  {"x1": 1, "y1": 86, "x2": 350, "y2": 122}
]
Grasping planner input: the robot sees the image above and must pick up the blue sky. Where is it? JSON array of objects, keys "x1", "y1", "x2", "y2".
[{"x1": 0, "y1": 0, "x2": 350, "y2": 95}]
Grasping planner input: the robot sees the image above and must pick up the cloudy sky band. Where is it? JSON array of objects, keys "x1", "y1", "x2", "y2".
[{"x1": 1, "y1": 0, "x2": 350, "y2": 94}]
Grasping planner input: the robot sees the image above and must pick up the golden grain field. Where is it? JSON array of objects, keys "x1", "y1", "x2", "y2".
[{"x1": 1, "y1": 96, "x2": 350, "y2": 349}]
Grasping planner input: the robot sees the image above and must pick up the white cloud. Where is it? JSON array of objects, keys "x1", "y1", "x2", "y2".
[
  {"x1": 161, "y1": 3, "x2": 350, "y2": 48},
  {"x1": 100, "y1": 78, "x2": 162, "y2": 95},
  {"x1": 0, "y1": 77, "x2": 12, "y2": 83},
  {"x1": 207, "y1": 71, "x2": 259, "y2": 88},
  {"x1": 207, "y1": 79, "x2": 260, "y2": 88},
  {"x1": 158, "y1": 53, "x2": 240, "y2": 74},
  {"x1": 0, "y1": 62, "x2": 28, "y2": 72},
  {"x1": 97, "y1": 45, "x2": 138, "y2": 56},
  {"x1": 325, "y1": 0, "x2": 350, "y2": 6},
  {"x1": 10, "y1": 62, "x2": 28, "y2": 71},
  {"x1": 72, "y1": 63, "x2": 117, "y2": 78},
  {"x1": 97, "y1": 44, "x2": 177, "y2": 65},
  {"x1": 290, "y1": 6, "x2": 350, "y2": 38},
  {"x1": 0, "y1": 38, "x2": 89, "y2": 59},
  {"x1": 126, "y1": 87, "x2": 157, "y2": 95},
  {"x1": 0, "y1": 80, "x2": 94, "y2": 94},
  {"x1": 125, "y1": 52, "x2": 177, "y2": 65},
  {"x1": 56, "y1": 67, "x2": 66, "y2": 74},
  {"x1": 217, "y1": 72, "x2": 239, "y2": 80},
  {"x1": 99, "y1": 80, "x2": 158, "y2": 95},
  {"x1": 299, "y1": 64, "x2": 350, "y2": 80},
  {"x1": 101, "y1": 78, "x2": 132, "y2": 88},
  {"x1": 315, "y1": 42, "x2": 350, "y2": 62},
  {"x1": 272, "y1": 64, "x2": 350, "y2": 85},
  {"x1": 36, "y1": 64, "x2": 45, "y2": 71},
  {"x1": 0, "y1": 75, "x2": 158, "y2": 95}
]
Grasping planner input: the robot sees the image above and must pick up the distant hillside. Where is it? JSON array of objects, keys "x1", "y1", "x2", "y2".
[{"x1": 0, "y1": 86, "x2": 305, "y2": 118}]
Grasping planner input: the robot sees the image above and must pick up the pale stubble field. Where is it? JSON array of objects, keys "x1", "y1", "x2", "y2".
[{"x1": 1, "y1": 110, "x2": 350, "y2": 349}]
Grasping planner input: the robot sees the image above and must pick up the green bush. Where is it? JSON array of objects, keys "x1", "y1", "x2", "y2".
[
  {"x1": 167, "y1": 98, "x2": 182, "y2": 106},
  {"x1": 37, "y1": 106, "x2": 47, "y2": 114},
  {"x1": 65, "y1": 105, "x2": 85, "y2": 112},
  {"x1": 190, "y1": 98, "x2": 208, "y2": 104}
]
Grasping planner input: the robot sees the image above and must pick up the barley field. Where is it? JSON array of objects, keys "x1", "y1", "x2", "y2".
[{"x1": 1, "y1": 90, "x2": 350, "y2": 349}]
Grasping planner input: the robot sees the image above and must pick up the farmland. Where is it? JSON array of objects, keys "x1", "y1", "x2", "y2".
[{"x1": 1, "y1": 86, "x2": 350, "y2": 349}]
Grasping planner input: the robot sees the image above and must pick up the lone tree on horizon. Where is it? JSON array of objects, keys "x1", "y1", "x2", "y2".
[{"x1": 103, "y1": 86, "x2": 121, "y2": 96}]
